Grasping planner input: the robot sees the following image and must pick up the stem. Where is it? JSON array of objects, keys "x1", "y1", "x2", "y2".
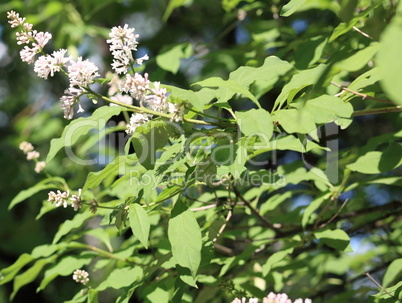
[
  {"x1": 353, "y1": 106, "x2": 402, "y2": 116},
  {"x1": 86, "y1": 88, "x2": 233, "y2": 127},
  {"x1": 365, "y1": 272, "x2": 400, "y2": 301},
  {"x1": 331, "y1": 81, "x2": 394, "y2": 105}
]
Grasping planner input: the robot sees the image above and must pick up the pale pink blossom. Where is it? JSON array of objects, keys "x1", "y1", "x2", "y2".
[
  {"x1": 73, "y1": 269, "x2": 89, "y2": 285},
  {"x1": 119, "y1": 73, "x2": 150, "y2": 101},
  {"x1": 26, "y1": 151, "x2": 40, "y2": 160},
  {"x1": 48, "y1": 190, "x2": 70, "y2": 208},
  {"x1": 20, "y1": 45, "x2": 39, "y2": 64},
  {"x1": 32, "y1": 31, "x2": 52, "y2": 49},
  {"x1": 34, "y1": 161, "x2": 46, "y2": 173},
  {"x1": 107, "y1": 24, "x2": 148, "y2": 74},
  {"x1": 19, "y1": 141, "x2": 34, "y2": 154},
  {"x1": 70, "y1": 189, "x2": 82, "y2": 211},
  {"x1": 68, "y1": 57, "x2": 99, "y2": 87},
  {"x1": 126, "y1": 113, "x2": 151, "y2": 134}
]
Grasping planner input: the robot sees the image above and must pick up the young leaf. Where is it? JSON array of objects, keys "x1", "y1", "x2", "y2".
[
  {"x1": 236, "y1": 108, "x2": 273, "y2": 140},
  {"x1": 38, "y1": 256, "x2": 92, "y2": 291},
  {"x1": 382, "y1": 258, "x2": 402, "y2": 288},
  {"x1": 53, "y1": 212, "x2": 93, "y2": 244},
  {"x1": 280, "y1": 0, "x2": 306, "y2": 17},
  {"x1": 0, "y1": 254, "x2": 33, "y2": 286},
  {"x1": 156, "y1": 43, "x2": 193, "y2": 74},
  {"x1": 193, "y1": 77, "x2": 261, "y2": 108},
  {"x1": 168, "y1": 200, "x2": 202, "y2": 278},
  {"x1": 314, "y1": 229, "x2": 351, "y2": 251},
  {"x1": 46, "y1": 106, "x2": 123, "y2": 163},
  {"x1": 9, "y1": 177, "x2": 64, "y2": 210},
  {"x1": 262, "y1": 248, "x2": 294, "y2": 276},
  {"x1": 132, "y1": 120, "x2": 178, "y2": 170},
  {"x1": 377, "y1": 15, "x2": 402, "y2": 106},
  {"x1": 128, "y1": 204, "x2": 150, "y2": 249}
]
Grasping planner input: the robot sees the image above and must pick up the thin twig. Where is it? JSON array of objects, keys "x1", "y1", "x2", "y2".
[
  {"x1": 232, "y1": 184, "x2": 283, "y2": 235},
  {"x1": 319, "y1": 199, "x2": 349, "y2": 229},
  {"x1": 212, "y1": 208, "x2": 233, "y2": 243},
  {"x1": 331, "y1": 81, "x2": 394, "y2": 105},
  {"x1": 352, "y1": 26, "x2": 374, "y2": 39},
  {"x1": 353, "y1": 106, "x2": 402, "y2": 116},
  {"x1": 365, "y1": 272, "x2": 400, "y2": 301},
  {"x1": 191, "y1": 204, "x2": 218, "y2": 211}
]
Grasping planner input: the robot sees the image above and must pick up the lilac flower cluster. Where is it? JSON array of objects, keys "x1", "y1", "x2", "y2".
[
  {"x1": 7, "y1": 11, "x2": 51, "y2": 64},
  {"x1": 8, "y1": 11, "x2": 183, "y2": 131},
  {"x1": 231, "y1": 292, "x2": 312, "y2": 303},
  {"x1": 72, "y1": 269, "x2": 89, "y2": 285},
  {"x1": 47, "y1": 189, "x2": 82, "y2": 211},
  {"x1": 19, "y1": 141, "x2": 46, "y2": 173}
]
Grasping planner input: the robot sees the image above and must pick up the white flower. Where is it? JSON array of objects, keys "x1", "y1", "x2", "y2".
[
  {"x1": 20, "y1": 45, "x2": 39, "y2": 64},
  {"x1": 72, "y1": 269, "x2": 89, "y2": 285},
  {"x1": 7, "y1": 11, "x2": 26, "y2": 28},
  {"x1": 135, "y1": 54, "x2": 149, "y2": 65},
  {"x1": 60, "y1": 92, "x2": 77, "y2": 120},
  {"x1": 126, "y1": 112, "x2": 151, "y2": 134},
  {"x1": 119, "y1": 73, "x2": 150, "y2": 101},
  {"x1": 35, "y1": 49, "x2": 70, "y2": 79},
  {"x1": 32, "y1": 31, "x2": 52, "y2": 49},
  {"x1": 34, "y1": 161, "x2": 46, "y2": 173},
  {"x1": 19, "y1": 141, "x2": 34, "y2": 154},
  {"x1": 145, "y1": 81, "x2": 169, "y2": 112},
  {"x1": 26, "y1": 151, "x2": 40, "y2": 160},
  {"x1": 70, "y1": 189, "x2": 82, "y2": 211},
  {"x1": 48, "y1": 190, "x2": 70, "y2": 208},
  {"x1": 68, "y1": 57, "x2": 99, "y2": 87},
  {"x1": 107, "y1": 24, "x2": 140, "y2": 74}
]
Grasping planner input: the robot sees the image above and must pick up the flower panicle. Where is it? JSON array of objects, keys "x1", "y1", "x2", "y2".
[
  {"x1": 72, "y1": 269, "x2": 89, "y2": 285},
  {"x1": 19, "y1": 141, "x2": 46, "y2": 173},
  {"x1": 231, "y1": 292, "x2": 312, "y2": 303},
  {"x1": 7, "y1": 10, "x2": 52, "y2": 64},
  {"x1": 47, "y1": 189, "x2": 83, "y2": 211}
]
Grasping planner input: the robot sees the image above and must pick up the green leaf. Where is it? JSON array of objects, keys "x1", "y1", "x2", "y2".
[
  {"x1": 166, "y1": 85, "x2": 207, "y2": 111},
  {"x1": 302, "y1": 193, "x2": 330, "y2": 228},
  {"x1": 0, "y1": 254, "x2": 33, "y2": 286},
  {"x1": 336, "y1": 42, "x2": 380, "y2": 72},
  {"x1": 168, "y1": 200, "x2": 202, "y2": 278},
  {"x1": 236, "y1": 108, "x2": 273, "y2": 140},
  {"x1": 9, "y1": 177, "x2": 63, "y2": 210},
  {"x1": 132, "y1": 120, "x2": 178, "y2": 170},
  {"x1": 273, "y1": 64, "x2": 327, "y2": 111},
  {"x1": 383, "y1": 259, "x2": 402, "y2": 288},
  {"x1": 163, "y1": 0, "x2": 190, "y2": 21},
  {"x1": 156, "y1": 43, "x2": 193, "y2": 74},
  {"x1": 46, "y1": 106, "x2": 123, "y2": 163},
  {"x1": 377, "y1": 15, "x2": 402, "y2": 106},
  {"x1": 329, "y1": 4, "x2": 380, "y2": 42},
  {"x1": 229, "y1": 56, "x2": 293, "y2": 96},
  {"x1": 38, "y1": 256, "x2": 92, "y2": 291},
  {"x1": 97, "y1": 267, "x2": 143, "y2": 290},
  {"x1": 273, "y1": 109, "x2": 316, "y2": 135},
  {"x1": 295, "y1": 95, "x2": 354, "y2": 125},
  {"x1": 280, "y1": 0, "x2": 306, "y2": 17},
  {"x1": 194, "y1": 77, "x2": 261, "y2": 108},
  {"x1": 262, "y1": 248, "x2": 294, "y2": 276},
  {"x1": 11, "y1": 258, "x2": 51, "y2": 300},
  {"x1": 295, "y1": 36, "x2": 328, "y2": 69},
  {"x1": 314, "y1": 229, "x2": 351, "y2": 251},
  {"x1": 347, "y1": 143, "x2": 402, "y2": 174},
  {"x1": 83, "y1": 156, "x2": 136, "y2": 192},
  {"x1": 128, "y1": 204, "x2": 150, "y2": 249},
  {"x1": 53, "y1": 212, "x2": 93, "y2": 244}
]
